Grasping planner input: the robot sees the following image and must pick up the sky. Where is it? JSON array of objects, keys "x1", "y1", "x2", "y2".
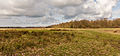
[
  {"x1": 112, "y1": 0, "x2": 120, "y2": 18},
  {"x1": 0, "y1": 0, "x2": 119, "y2": 27}
]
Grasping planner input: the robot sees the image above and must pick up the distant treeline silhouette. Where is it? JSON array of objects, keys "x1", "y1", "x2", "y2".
[{"x1": 48, "y1": 18, "x2": 120, "y2": 28}]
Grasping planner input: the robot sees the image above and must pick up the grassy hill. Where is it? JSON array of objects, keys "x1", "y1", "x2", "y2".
[
  {"x1": 0, "y1": 28, "x2": 120, "y2": 56},
  {"x1": 49, "y1": 18, "x2": 120, "y2": 28}
]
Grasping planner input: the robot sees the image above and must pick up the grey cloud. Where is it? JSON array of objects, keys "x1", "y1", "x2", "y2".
[{"x1": 0, "y1": 0, "x2": 119, "y2": 27}]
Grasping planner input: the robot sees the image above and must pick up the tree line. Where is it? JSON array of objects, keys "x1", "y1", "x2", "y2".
[{"x1": 48, "y1": 18, "x2": 120, "y2": 28}]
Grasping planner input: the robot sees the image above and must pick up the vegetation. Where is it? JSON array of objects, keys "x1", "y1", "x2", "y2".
[
  {"x1": 49, "y1": 18, "x2": 120, "y2": 28},
  {"x1": 0, "y1": 29, "x2": 120, "y2": 56}
]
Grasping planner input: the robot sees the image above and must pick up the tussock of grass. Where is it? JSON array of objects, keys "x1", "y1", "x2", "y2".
[{"x1": 0, "y1": 29, "x2": 120, "y2": 56}]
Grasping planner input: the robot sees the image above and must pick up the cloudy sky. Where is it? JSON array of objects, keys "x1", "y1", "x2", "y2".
[{"x1": 0, "y1": 0, "x2": 119, "y2": 27}]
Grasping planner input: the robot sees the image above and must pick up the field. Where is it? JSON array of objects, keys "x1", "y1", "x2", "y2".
[{"x1": 0, "y1": 28, "x2": 120, "y2": 56}]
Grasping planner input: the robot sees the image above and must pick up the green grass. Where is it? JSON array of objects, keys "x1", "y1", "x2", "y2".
[{"x1": 0, "y1": 29, "x2": 120, "y2": 56}]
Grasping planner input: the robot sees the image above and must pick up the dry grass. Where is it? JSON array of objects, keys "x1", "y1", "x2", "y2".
[{"x1": 0, "y1": 28, "x2": 120, "y2": 56}]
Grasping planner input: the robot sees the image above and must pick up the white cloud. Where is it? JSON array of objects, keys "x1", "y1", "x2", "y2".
[
  {"x1": 0, "y1": 0, "x2": 118, "y2": 27},
  {"x1": 112, "y1": 0, "x2": 120, "y2": 18},
  {"x1": 112, "y1": 9, "x2": 120, "y2": 18}
]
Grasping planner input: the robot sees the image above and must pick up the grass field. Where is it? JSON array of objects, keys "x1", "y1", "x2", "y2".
[{"x1": 0, "y1": 28, "x2": 120, "y2": 56}]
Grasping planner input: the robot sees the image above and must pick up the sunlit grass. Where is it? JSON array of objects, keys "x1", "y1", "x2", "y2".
[{"x1": 0, "y1": 28, "x2": 120, "y2": 56}]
